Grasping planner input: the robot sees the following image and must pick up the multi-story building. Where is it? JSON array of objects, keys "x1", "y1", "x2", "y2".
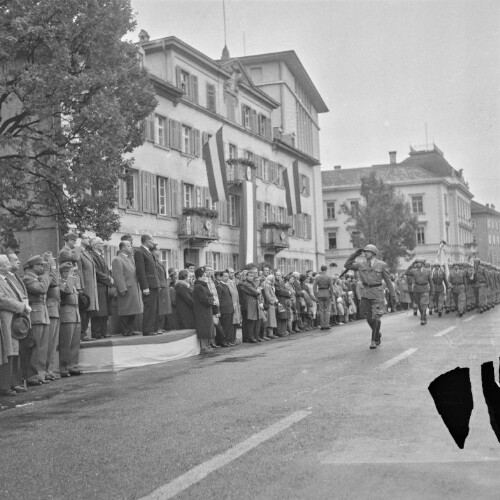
[
  {"x1": 471, "y1": 200, "x2": 500, "y2": 265},
  {"x1": 15, "y1": 33, "x2": 328, "y2": 272},
  {"x1": 322, "y1": 145, "x2": 474, "y2": 270}
]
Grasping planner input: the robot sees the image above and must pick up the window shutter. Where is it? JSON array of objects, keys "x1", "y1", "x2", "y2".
[
  {"x1": 170, "y1": 179, "x2": 179, "y2": 216},
  {"x1": 307, "y1": 215, "x2": 312, "y2": 239},
  {"x1": 203, "y1": 186, "x2": 211, "y2": 208},
  {"x1": 165, "y1": 178, "x2": 172, "y2": 217},
  {"x1": 202, "y1": 132, "x2": 209, "y2": 146},
  {"x1": 255, "y1": 155, "x2": 262, "y2": 179},
  {"x1": 173, "y1": 250, "x2": 179, "y2": 269},
  {"x1": 173, "y1": 121, "x2": 182, "y2": 151},
  {"x1": 193, "y1": 129, "x2": 201, "y2": 157},
  {"x1": 163, "y1": 118, "x2": 169, "y2": 148},
  {"x1": 241, "y1": 104, "x2": 245, "y2": 126},
  {"x1": 141, "y1": 171, "x2": 151, "y2": 213},
  {"x1": 207, "y1": 84, "x2": 216, "y2": 112},
  {"x1": 151, "y1": 173, "x2": 158, "y2": 214},
  {"x1": 191, "y1": 75, "x2": 198, "y2": 103},
  {"x1": 145, "y1": 113, "x2": 154, "y2": 141},
  {"x1": 257, "y1": 201, "x2": 263, "y2": 228},
  {"x1": 251, "y1": 109, "x2": 257, "y2": 132},
  {"x1": 118, "y1": 179, "x2": 126, "y2": 209},
  {"x1": 175, "y1": 66, "x2": 181, "y2": 89}
]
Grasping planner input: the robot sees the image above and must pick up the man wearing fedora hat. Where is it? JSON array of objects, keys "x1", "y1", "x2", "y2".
[
  {"x1": 59, "y1": 262, "x2": 82, "y2": 377},
  {"x1": 0, "y1": 254, "x2": 33, "y2": 396},
  {"x1": 22, "y1": 254, "x2": 52, "y2": 386}
]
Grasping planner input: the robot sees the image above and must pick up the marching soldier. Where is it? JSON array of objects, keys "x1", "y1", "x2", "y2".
[
  {"x1": 463, "y1": 263, "x2": 474, "y2": 311},
  {"x1": 405, "y1": 258, "x2": 433, "y2": 325},
  {"x1": 449, "y1": 262, "x2": 467, "y2": 317},
  {"x1": 474, "y1": 260, "x2": 488, "y2": 313},
  {"x1": 430, "y1": 264, "x2": 448, "y2": 317},
  {"x1": 344, "y1": 244, "x2": 396, "y2": 349}
]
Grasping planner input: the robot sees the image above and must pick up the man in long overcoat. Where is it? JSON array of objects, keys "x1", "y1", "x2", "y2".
[
  {"x1": 112, "y1": 241, "x2": 143, "y2": 336},
  {"x1": 0, "y1": 255, "x2": 32, "y2": 396},
  {"x1": 89, "y1": 237, "x2": 114, "y2": 339},
  {"x1": 152, "y1": 246, "x2": 171, "y2": 333},
  {"x1": 192, "y1": 267, "x2": 215, "y2": 354},
  {"x1": 174, "y1": 270, "x2": 195, "y2": 329},
  {"x1": 78, "y1": 233, "x2": 99, "y2": 340},
  {"x1": 239, "y1": 269, "x2": 262, "y2": 343},
  {"x1": 134, "y1": 234, "x2": 159, "y2": 336}
]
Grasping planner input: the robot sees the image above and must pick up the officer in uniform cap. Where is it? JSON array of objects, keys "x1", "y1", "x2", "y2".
[
  {"x1": 344, "y1": 244, "x2": 396, "y2": 349},
  {"x1": 405, "y1": 257, "x2": 433, "y2": 325},
  {"x1": 22, "y1": 255, "x2": 51, "y2": 385}
]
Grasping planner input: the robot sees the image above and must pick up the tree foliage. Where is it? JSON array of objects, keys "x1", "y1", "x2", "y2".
[
  {"x1": 341, "y1": 172, "x2": 419, "y2": 270},
  {"x1": 0, "y1": 0, "x2": 157, "y2": 245}
]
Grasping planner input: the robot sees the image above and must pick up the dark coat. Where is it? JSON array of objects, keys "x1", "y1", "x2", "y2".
[
  {"x1": 134, "y1": 246, "x2": 159, "y2": 290},
  {"x1": 274, "y1": 280, "x2": 292, "y2": 309},
  {"x1": 90, "y1": 250, "x2": 112, "y2": 317},
  {"x1": 193, "y1": 279, "x2": 214, "y2": 339},
  {"x1": 79, "y1": 247, "x2": 98, "y2": 311},
  {"x1": 175, "y1": 281, "x2": 195, "y2": 329},
  {"x1": 216, "y1": 281, "x2": 234, "y2": 314},
  {"x1": 239, "y1": 280, "x2": 260, "y2": 320},
  {"x1": 111, "y1": 253, "x2": 143, "y2": 316},
  {"x1": 155, "y1": 259, "x2": 172, "y2": 316}
]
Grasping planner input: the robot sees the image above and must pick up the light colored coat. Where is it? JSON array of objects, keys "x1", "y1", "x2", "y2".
[
  {"x1": 112, "y1": 253, "x2": 143, "y2": 316},
  {"x1": 0, "y1": 276, "x2": 26, "y2": 363},
  {"x1": 79, "y1": 247, "x2": 99, "y2": 311},
  {"x1": 226, "y1": 279, "x2": 241, "y2": 324}
]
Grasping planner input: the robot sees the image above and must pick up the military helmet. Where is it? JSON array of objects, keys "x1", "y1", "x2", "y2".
[
  {"x1": 414, "y1": 257, "x2": 425, "y2": 264},
  {"x1": 363, "y1": 244, "x2": 378, "y2": 255},
  {"x1": 432, "y1": 263, "x2": 440, "y2": 267}
]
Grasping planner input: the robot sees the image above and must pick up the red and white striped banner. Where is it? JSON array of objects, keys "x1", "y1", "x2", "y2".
[
  {"x1": 203, "y1": 127, "x2": 228, "y2": 203},
  {"x1": 284, "y1": 160, "x2": 302, "y2": 215},
  {"x1": 239, "y1": 180, "x2": 257, "y2": 267}
]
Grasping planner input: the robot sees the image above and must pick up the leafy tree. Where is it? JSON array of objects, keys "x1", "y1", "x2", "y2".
[
  {"x1": 0, "y1": 0, "x2": 157, "y2": 245},
  {"x1": 340, "y1": 171, "x2": 418, "y2": 270}
]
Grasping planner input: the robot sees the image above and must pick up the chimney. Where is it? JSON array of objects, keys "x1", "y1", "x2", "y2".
[
  {"x1": 389, "y1": 151, "x2": 397, "y2": 164},
  {"x1": 138, "y1": 29, "x2": 150, "y2": 42},
  {"x1": 334, "y1": 165, "x2": 341, "y2": 170},
  {"x1": 492, "y1": 204, "x2": 496, "y2": 210},
  {"x1": 486, "y1": 203, "x2": 490, "y2": 208}
]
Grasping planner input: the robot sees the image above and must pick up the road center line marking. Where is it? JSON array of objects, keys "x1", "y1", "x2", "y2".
[
  {"x1": 377, "y1": 348, "x2": 418, "y2": 370},
  {"x1": 463, "y1": 315, "x2": 476, "y2": 322},
  {"x1": 140, "y1": 410, "x2": 312, "y2": 500},
  {"x1": 435, "y1": 326, "x2": 457, "y2": 337}
]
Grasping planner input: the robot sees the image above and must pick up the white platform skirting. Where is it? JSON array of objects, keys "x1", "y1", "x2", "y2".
[{"x1": 78, "y1": 332, "x2": 200, "y2": 373}]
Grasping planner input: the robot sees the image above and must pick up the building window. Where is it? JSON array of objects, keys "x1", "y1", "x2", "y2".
[
  {"x1": 232, "y1": 254, "x2": 239, "y2": 270},
  {"x1": 259, "y1": 114, "x2": 267, "y2": 136},
  {"x1": 182, "y1": 125, "x2": 191, "y2": 155},
  {"x1": 183, "y1": 183, "x2": 193, "y2": 208},
  {"x1": 211, "y1": 252, "x2": 221, "y2": 270},
  {"x1": 300, "y1": 174, "x2": 310, "y2": 196},
  {"x1": 228, "y1": 195, "x2": 239, "y2": 226},
  {"x1": 158, "y1": 177, "x2": 169, "y2": 216},
  {"x1": 276, "y1": 206, "x2": 286, "y2": 223},
  {"x1": 277, "y1": 164, "x2": 284, "y2": 187},
  {"x1": 262, "y1": 158, "x2": 271, "y2": 182},
  {"x1": 416, "y1": 226, "x2": 425, "y2": 245},
  {"x1": 206, "y1": 83, "x2": 216, "y2": 112},
  {"x1": 412, "y1": 196, "x2": 424, "y2": 214},
  {"x1": 160, "y1": 249, "x2": 172, "y2": 268},
  {"x1": 264, "y1": 203, "x2": 271, "y2": 223},
  {"x1": 350, "y1": 200, "x2": 359, "y2": 216},
  {"x1": 125, "y1": 168, "x2": 139, "y2": 210},
  {"x1": 229, "y1": 143, "x2": 237, "y2": 159},
  {"x1": 444, "y1": 194, "x2": 448, "y2": 215},
  {"x1": 326, "y1": 202, "x2": 336, "y2": 220},
  {"x1": 155, "y1": 115, "x2": 167, "y2": 147},
  {"x1": 242, "y1": 105, "x2": 251, "y2": 128},
  {"x1": 195, "y1": 186, "x2": 202, "y2": 207},
  {"x1": 328, "y1": 232, "x2": 337, "y2": 250},
  {"x1": 180, "y1": 70, "x2": 189, "y2": 93}
]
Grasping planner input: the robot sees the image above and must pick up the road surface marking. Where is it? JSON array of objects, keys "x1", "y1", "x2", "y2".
[
  {"x1": 141, "y1": 410, "x2": 312, "y2": 500},
  {"x1": 463, "y1": 315, "x2": 476, "y2": 322},
  {"x1": 435, "y1": 326, "x2": 457, "y2": 337},
  {"x1": 377, "y1": 348, "x2": 418, "y2": 370}
]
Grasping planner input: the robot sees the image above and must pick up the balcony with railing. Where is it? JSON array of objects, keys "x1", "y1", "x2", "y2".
[
  {"x1": 226, "y1": 158, "x2": 255, "y2": 184},
  {"x1": 178, "y1": 208, "x2": 219, "y2": 247},
  {"x1": 261, "y1": 223, "x2": 290, "y2": 253}
]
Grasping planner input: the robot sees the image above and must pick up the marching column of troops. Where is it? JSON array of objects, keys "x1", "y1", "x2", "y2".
[{"x1": 1, "y1": 231, "x2": 500, "y2": 395}]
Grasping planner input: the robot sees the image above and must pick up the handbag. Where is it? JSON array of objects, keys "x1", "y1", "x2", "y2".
[{"x1": 276, "y1": 302, "x2": 288, "y2": 320}]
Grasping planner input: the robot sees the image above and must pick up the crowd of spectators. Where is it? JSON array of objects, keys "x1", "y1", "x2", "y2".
[{"x1": 0, "y1": 232, "x2": 409, "y2": 397}]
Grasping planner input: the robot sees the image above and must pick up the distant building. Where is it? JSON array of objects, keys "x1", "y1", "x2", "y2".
[
  {"x1": 15, "y1": 33, "x2": 329, "y2": 272},
  {"x1": 471, "y1": 200, "x2": 500, "y2": 265},
  {"x1": 322, "y1": 145, "x2": 475, "y2": 270}
]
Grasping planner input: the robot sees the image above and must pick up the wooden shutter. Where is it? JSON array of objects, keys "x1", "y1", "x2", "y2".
[
  {"x1": 151, "y1": 173, "x2": 158, "y2": 214},
  {"x1": 257, "y1": 201, "x2": 263, "y2": 228},
  {"x1": 170, "y1": 179, "x2": 180, "y2": 216},
  {"x1": 164, "y1": 178, "x2": 172, "y2": 217},
  {"x1": 255, "y1": 155, "x2": 262, "y2": 179},
  {"x1": 241, "y1": 104, "x2": 246, "y2": 127},
  {"x1": 163, "y1": 118, "x2": 169, "y2": 148},
  {"x1": 141, "y1": 171, "x2": 151, "y2": 213},
  {"x1": 251, "y1": 109, "x2": 257, "y2": 132},
  {"x1": 170, "y1": 120, "x2": 181, "y2": 151},
  {"x1": 117, "y1": 178, "x2": 126, "y2": 209},
  {"x1": 191, "y1": 75, "x2": 198, "y2": 103},
  {"x1": 203, "y1": 186, "x2": 211, "y2": 208},
  {"x1": 145, "y1": 113, "x2": 155, "y2": 141},
  {"x1": 173, "y1": 250, "x2": 180, "y2": 269},
  {"x1": 193, "y1": 129, "x2": 201, "y2": 157},
  {"x1": 175, "y1": 66, "x2": 181, "y2": 89},
  {"x1": 207, "y1": 84, "x2": 216, "y2": 112},
  {"x1": 306, "y1": 215, "x2": 312, "y2": 239}
]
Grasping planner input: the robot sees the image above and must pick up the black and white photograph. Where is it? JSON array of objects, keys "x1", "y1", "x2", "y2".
[{"x1": 1, "y1": 0, "x2": 500, "y2": 498}]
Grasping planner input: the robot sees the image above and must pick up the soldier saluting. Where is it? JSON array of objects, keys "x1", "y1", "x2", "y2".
[{"x1": 344, "y1": 244, "x2": 396, "y2": 349}]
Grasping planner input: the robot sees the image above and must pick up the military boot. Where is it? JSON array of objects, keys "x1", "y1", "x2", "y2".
[{"x1": 373, "y1": 319, "x2": 382, "y2": 346}]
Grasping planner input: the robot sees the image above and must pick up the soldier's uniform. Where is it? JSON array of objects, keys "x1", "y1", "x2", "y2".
[
  {"x1": 464, "y1": 263, "x2": 475, "y2": 311},
  {"x1": 405, "y1": 259, "x2": 433, "y2": 325},
  {"x1": 45, "y1": 269, "x2": 60, "y2": 380},
  {"x1": 313, "y1": 271, "x2": 333, "y2": 330},
  {"x1": 344, "y1": 244, "x2": 396, "y2": 349},
  {"x1": 475, "y1": 263, "x2": 488, "y2": 312},
  {"x1": 22, "y1": 255, "x2": 51, "y2": 385},
  {"x1": 449, "y1": 264, "x2": 467, "y2": 316},
  {"x1": 430, "y1": 264, "x2": 448, "y2": 316}
]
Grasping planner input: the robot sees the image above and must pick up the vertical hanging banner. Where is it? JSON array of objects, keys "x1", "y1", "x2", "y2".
[
  {"x1": 239, "y1": 179, "x2": 257, "y2": 267},
  {"x1": 203, "y1": 127, "x2": 228, "y2": 202},
  {"x1": 284, "y1": 159, "x2": 302, "y2": 215},
  {"x1": 436, "y1": 240, "x2": 450, "y2": 279}
]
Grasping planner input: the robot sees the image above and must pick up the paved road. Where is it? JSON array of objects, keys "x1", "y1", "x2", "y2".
[{"x1": 1, "y1": 308, "x2": 500, "y2": 500}]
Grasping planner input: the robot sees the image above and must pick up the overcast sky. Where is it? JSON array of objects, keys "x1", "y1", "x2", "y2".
[{"x1": 130, "y1": 0, "x2": 500, "y2": 208}]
